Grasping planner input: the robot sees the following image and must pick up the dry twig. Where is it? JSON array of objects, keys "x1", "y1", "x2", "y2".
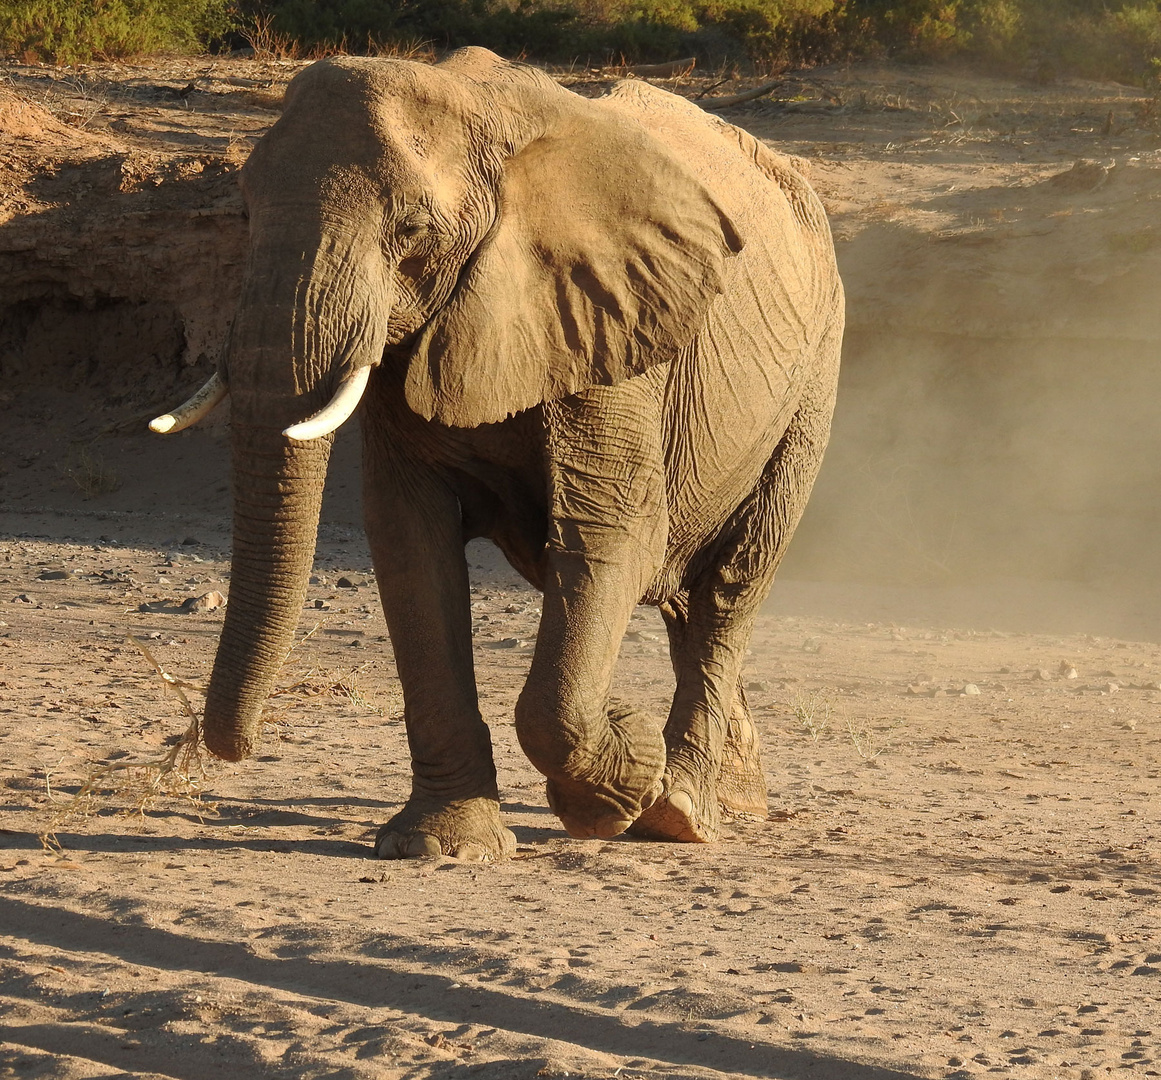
[{"x1": 39, "y1": 637, "x2": 215, "y2": 853}]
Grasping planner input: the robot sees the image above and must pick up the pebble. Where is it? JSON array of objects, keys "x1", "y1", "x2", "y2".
[
  {"x1": 1059, "y1": 661, "x2": 1078, "y2": 679},
  {"x1": 337, "y1": 577, "x2": 356, "y2": 588},
  {"x1": 36, "y1": 570, "x2": 68, "y2": 581},
  {"x1": 962, "y1": 683, "x2": 981, "y2": 695},
  {"x1": 181, "y1": 590, "x2": 226, "y2": 613},
  {"x1": 624, "y1": 630, "x2": 658, "y2": 642}
]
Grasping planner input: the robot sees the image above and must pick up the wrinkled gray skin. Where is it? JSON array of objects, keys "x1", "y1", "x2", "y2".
[{"x1": 200, "y1": 47, "x2": 844, "y2": 860}]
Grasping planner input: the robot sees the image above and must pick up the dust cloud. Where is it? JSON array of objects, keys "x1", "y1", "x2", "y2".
[{"x1": 776, "y1": 146, "x2": 1161, "y2": 639}]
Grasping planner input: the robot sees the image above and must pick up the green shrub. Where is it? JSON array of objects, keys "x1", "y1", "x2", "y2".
[
  {"x1": 243, "y1": 0, "x2": 839, "y2": 65},
  {"x1": 4, "y1": 0, "x2": 1161, "y2": 87},
  {"x1": 0, "y1": 0, "x2": 236, "y2": 64},
  {"x1": 1034, "y1": 1, "x2": 1161, "y2": 83}
]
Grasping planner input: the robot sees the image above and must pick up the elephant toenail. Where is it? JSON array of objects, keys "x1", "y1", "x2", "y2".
[
  {"x1": 594, "y1": 816, "x2": 633, "y2": 839},
  {"x1": 640, "y1": 781, "x2": 663, "y2": 811},
  {"x1": 668, "y1": 790, "x2": 695, "y2": 818},
  {"x1": 405, "y1": 833, "x2": 444, "y2": 857},
  {"x1": 452, "y1": 842, "x2": 488, "y2": 861},
  {"x1": 375, "y1": 833, "x2": 406, "y2": 860}
]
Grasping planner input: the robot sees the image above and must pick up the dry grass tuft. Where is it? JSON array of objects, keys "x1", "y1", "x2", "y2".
[
  {"x1": 261, "y1": 621, "x2": 389, "y2": 737},
  {"x1": 68, "y1": 447, "x2": 121, "y2": 498},
  {"x1": 40, "y1": 637, "x2": 215, "y2": 854},
  {"x1": 846, "y1": 716, "x2": 901, "y2": 761},
  {"x1": 791, "y1": 689, "x2": 834, "y2": 741}
]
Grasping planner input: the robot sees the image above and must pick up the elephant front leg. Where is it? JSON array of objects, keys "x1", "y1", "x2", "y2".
[
  {"x1": 364, "y1": 454, "x2": 515, "y2": 862},
  {"x1": 515, "y1": 383, "x2": 668, "y2": 839}
]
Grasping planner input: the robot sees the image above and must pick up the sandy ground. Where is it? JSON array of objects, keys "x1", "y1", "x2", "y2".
[{"x1": 2, "y1": 55, "x2": 1161, "y2": 1079}]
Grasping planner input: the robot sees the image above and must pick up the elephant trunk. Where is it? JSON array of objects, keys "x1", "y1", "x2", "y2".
[
  {"x1": 202, "y1": 423, "x2": 333, "y2": 760},
  {"x1": 201, "y1": 231, "x2": 389, "y2": 761}
]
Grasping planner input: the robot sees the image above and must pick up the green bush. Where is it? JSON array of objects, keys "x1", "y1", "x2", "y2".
[
  {"x1": 840, "y1": 0, "x2": 1161, "y2": 81},
  {"x1": 241, "y1": 0, "x2": 839, "y2": 65},
  {"x1": 0, "y1": 0, "x2": 236, "y2": 63},
  {"x1": 4, "y1": 0, "x2": 1161, "y2": 87},
  {"x1": 1035, "y1": 1, "x2": 1161, "y2": 82}
]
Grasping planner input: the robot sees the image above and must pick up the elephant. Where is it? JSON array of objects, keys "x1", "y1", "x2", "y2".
[{"x1": 150, "y1": 47, "x2": 844, "y2": 861}]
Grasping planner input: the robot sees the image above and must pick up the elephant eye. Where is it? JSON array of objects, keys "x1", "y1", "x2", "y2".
[{"x1": 397, "y1": 218, "x2": 430, "y2": 244}]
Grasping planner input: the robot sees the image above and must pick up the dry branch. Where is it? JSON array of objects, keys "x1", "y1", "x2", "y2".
[
  {"x1": 698, "y1": 79, "x2": 784, "y2": 110},
  {"x1": 621, "y1": 57, "x2": 696, "y2": 78}
]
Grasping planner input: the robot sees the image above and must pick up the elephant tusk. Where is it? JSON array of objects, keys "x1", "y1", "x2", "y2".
[
  {"x1": 282, "y1": 366, "x2": 372, "y2": 442},
  {"x1": 149, "y1": 373, "x2": 229, "y2": 434}
]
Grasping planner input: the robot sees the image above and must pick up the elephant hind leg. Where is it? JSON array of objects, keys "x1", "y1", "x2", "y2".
[
  {"x1": 718, "y1": 682, "x2": 768, "y2": 818},
  {"x1": 628, "y1": 599, "x2": 765, "y2": 843},
  {"x1": 630, "y1": 374, "x2": 837, "y2": 843}
]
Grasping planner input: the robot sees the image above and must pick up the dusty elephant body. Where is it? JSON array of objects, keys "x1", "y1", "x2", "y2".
[{"x1": 155, "y1": 49, "x2": 844, "y2": 860}]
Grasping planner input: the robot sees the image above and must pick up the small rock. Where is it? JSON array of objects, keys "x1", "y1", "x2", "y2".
[
  {"x1": 1104, "y1": 681, "x2": 1120, "y2": 694},
  {"x1": 309, "y1": 575, "x2": 326, "y2": 585},
  {"x1": 12, "y1": 594, "x2": 33, "y2": 604},
  {"x1": 802, "y1": 637, "x2": 823, "y2": 653},
  {"x1": 1032, "y1": 669, "x2": 1052, "y2": 681},
  {"x1": 348, "y1": 638, "x2": 362, "y2": 647},
  {"x1": 1047, "y1": 158, "x2": 1110, "y2": 194},
  {"x1": 37, "y1": 570, "x2": 68, "y2": 581},
  {"x1": 312, "y1": 599, "x2": 331, "y2": 610},
  {"x1": 496, "y1": 637, "x2": 520, "y2": 648},
  {"x1": 181, "y1": 537, "x2": 200, "y2": 546},
  {"x1": 962, "y1": 683, "x2": 981, "y2": 695},
  {"x1": 181, "y1": 590, "x2": 226, "y2": 613},
  {"x1": 1059, "y1": 661, "x2": 1078, "y2": 679},
  {"x1": 337, "y1": 576, "x2": 356, "y2": 588},
  {"x1": 624, "y1": 630, "x2": 658, "y2": 642},
  {"x1": 504, "y1": 603, "x2": 522, "y2": 613},
  {"x1": 746, "y1": 680, "x2": 769, "y2": 693},
  {"x1": 143, "y1": 631, "x2": 162, "y2": 640}
]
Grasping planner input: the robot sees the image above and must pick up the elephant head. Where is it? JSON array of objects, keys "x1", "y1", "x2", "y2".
[{"x1": 152, "y1": 48, "x2": 743, "y2": 762}]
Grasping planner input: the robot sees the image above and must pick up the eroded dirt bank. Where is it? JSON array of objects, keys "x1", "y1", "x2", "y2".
[{"x1": 2, "y1": 57, "x2": 1160, "y2": 1080}]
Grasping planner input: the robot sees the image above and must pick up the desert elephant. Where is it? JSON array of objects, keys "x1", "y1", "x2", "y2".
[{"x1": 150, "y1": 48, "x2": 844, "y2": 861}]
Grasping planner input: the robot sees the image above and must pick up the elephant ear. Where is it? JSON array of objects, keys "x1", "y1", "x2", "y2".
[{"x1": 403, "y1": 96, "x2": 744, "y2": 428}]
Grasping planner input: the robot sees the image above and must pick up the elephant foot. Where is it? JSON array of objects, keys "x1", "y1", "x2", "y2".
[
  {"x1": 717, "y1": 705, "x2": 768, "y2": 818},
  {"x1": 375, "y1": 796, "x2": 516, "y2": 862},
  {"x1": 544, "y1": 704, "x2": 665, "y2": 839},
  {"x1": 628, "y1": 766, "x2": 721, "y2": 843}
]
